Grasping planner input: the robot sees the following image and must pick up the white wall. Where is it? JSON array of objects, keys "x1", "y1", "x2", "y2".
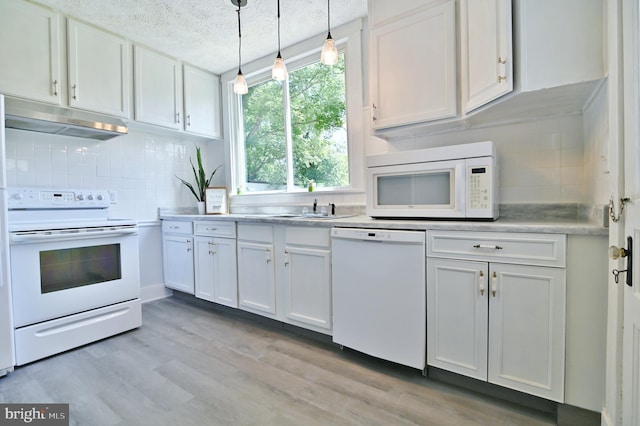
[{"x1": 4, "y1": 127, "x2": 226, "y2": 221}]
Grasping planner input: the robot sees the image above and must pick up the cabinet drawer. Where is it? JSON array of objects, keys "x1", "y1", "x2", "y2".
[
  {"x1": 285, "y1": 226, "x2": 330, "y2": 247},
  {"x1": 427, "y1": 231, "x2": 566, "y2": 267},
  {"x1": 238, "y1": 223, "x2": 273, "y2": 243},
  {"x1": 162, "y1": 220, "x2": 193, "y2": 235},
  {"x1": 194, "y1": 220, "x2": 236, "y2": 238}
]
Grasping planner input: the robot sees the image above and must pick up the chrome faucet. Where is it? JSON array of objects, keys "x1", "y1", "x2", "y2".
[{"x1": 313, "y1": 198, "x2": 317, "y2": 214}]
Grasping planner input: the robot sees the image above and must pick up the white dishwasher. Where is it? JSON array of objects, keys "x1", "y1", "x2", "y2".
[{"x1": 331, "y1": 227, "x2": 426, "y2": 370}]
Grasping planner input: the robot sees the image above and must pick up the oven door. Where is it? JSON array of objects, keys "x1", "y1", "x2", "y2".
[
  {"x1": 366, "y1": 159, "x2": 466, "y2": 218},
  {"x1": 9, "y1": 228, "x2": 140, "y2": 328}
]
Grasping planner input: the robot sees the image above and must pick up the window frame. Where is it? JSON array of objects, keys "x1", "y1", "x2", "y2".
[{"x1": 223, "y1": 19, "x2": 365, "y2": 200}]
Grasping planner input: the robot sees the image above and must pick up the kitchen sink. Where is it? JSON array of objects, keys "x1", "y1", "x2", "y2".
[{"x1": 241, "y1": 213, "x2": 354, "y2": 220}]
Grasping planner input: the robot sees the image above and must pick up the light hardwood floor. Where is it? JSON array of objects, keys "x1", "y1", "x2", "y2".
[{"x1": 0, "y1": 296, "x2": 573, "y2": 425}]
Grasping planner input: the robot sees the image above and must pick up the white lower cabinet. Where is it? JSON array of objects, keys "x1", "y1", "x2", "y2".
[
  {"x1": 237, "y1": 224, "x2": 276, "y2": 317},
  {"x1": 236, "y1": 223, "x2": 332, "y2": 334},
  {"x1": 193, "y1": 221, "x2": 237, "y2": 308},
  {"x1": 162, "y1": 221, "x2": 195, "y2": 294},
  {"x1": 283, "y1": 227, "x2": 332, "y2": 332},
  {"x1": 427, "y1": 230, "x2": 567, "y2": 402}
]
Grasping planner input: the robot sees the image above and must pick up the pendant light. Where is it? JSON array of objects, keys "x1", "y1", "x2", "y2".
[
  {"x1": 232, "y1": 0, "x2": 248, "y2": 95},
  {"x1": 271, "y1": 0, "x2": 288, "y2": 81},
  {"x1": 320, "y1": 0, "x2": 338, "y2": 65}
]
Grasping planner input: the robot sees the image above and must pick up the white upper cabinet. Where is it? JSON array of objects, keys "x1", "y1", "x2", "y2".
[
  {"x1": 369, "y1": 0, "x2": 457, "y2": 130},
  {"x1": 67, "y1": 19, "x2": 130, "y2": 118},
  {"x1": 460, "y1": 0, "x2": 513, "y2": 113},
  {"x1": 134, "y1": 48, "x2": 222, "y2": 138},
  {"x1": 515, "y1": 0, "x2": 603, "y2": 92},
  {"x1": 134, "y1": 46, "x2": 183, "y2": 130},
  {"x1": 0, "y1": 0, "x2": 61, "y2": 105},
  {"x1": 183, "y1": 65, "x2": 222, "y2": 139}
]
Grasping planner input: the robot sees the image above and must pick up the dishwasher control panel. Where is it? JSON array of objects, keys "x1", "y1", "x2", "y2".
[{"x1": 331, "y1": 227, "x2": 425, "y2": 243}]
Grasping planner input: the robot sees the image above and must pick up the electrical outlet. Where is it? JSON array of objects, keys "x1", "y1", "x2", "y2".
[{"x1": 109, "y1": 190, "x2": 118, "y2": 204}]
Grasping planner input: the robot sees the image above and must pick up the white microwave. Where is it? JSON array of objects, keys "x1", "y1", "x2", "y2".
[{"x1": 366, "y1": 141, "x2": 498, "y2": 220}]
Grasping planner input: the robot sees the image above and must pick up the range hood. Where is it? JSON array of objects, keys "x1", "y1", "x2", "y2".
[{"x1": 4, "y1": 97, "x2": 128, "y2": 140}]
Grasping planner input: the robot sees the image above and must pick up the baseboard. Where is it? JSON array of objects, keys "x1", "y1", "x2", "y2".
[{"x1": 140, "y1": 283, "x2": 173, "y2": 303}]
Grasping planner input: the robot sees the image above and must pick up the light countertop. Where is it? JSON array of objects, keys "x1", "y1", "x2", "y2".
[{"x1": 159, "y1": 211, "x2": 608, "y2": 236}]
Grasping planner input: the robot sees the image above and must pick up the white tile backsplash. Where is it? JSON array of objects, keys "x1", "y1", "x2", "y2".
[
  {"x1": 376, "y1": 114, "x2": 589, "y2": 204},
  {"x1": 5, "y1": 128, "x2": 225, "y2": 221}
]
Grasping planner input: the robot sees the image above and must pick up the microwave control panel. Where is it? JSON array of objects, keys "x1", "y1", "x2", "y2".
[{"x1": 467, "y1": 166, "x2": 491, "y2": 209}]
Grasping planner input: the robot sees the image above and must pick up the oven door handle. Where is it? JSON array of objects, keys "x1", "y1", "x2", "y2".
[{"x1": 10, "y1": 227, "x2": 138, "y2": 244}]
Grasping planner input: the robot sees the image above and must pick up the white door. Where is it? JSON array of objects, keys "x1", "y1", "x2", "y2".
[
  {"x1": 284, "y1": 246, "x2": 331, "y2": 330},
  {"x1": 488, "y1": 263, "x2": 566, "y2": 402},
  {"x1": 134, "y1": 46, "x2": 183, "y2": 129},
  {"x1": 620, "y1": 0, "x2": 640, "y2": 423},
  {"x1": 426, "y1": 258, "x2": 488, "y2": 380},
  {"x1": 183, "y1": 65, "x2": 221, "y2": 138},
  {"x1": 237, "y1": 241, "x2": 276, "y2": 316},
  {"x1": 211, "y1": 237, "x2": 238, "y2": 308},
  {"x1": 194, "y1": 236, "x2": 215, "y2": 302},
  {"x1": 162, "y1": 235, "x2": 194, "y2": 294},
  {"x1": 67, "y1": 20, "x2": 130, "y2": 117},
  {"x1": 0, "y1": 0, "x2": 61, "y2": 105}
]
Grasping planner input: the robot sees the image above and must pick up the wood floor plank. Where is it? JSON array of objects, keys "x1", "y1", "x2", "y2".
[{"x1": 0, "y1": 296, "x2": 557, "y2": 425}]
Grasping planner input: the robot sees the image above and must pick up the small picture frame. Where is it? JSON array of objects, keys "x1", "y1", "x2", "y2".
[{"x1": 204, "y1": 187, "x2": 229, "y2": 214}]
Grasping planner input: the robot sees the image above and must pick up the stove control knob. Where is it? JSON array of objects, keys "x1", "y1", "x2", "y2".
[
  {"x1": 96, "y1": 194, "x2": 104, "y2": 201},
  {"x1": 77, "y1": 194, "x2": 84, "y2": 200},
  {"x1": 87, "y1": 194, "x2": 94, "y2": 200},
  {"x1": 12, "y1": 193, "x2": 23, "y2": 200}
]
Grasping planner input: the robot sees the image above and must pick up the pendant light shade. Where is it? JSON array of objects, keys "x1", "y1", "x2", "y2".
[
  {"x1": 321, "y1": 36, "x2": 338, "y2": 66},
  {"x1": 272, "y1": 0, "x2": 288, "y2": 81},
  {"x1": 232, "y1": 0, "x2": 248, "y2": 95},
  {"x1": 234, "y1": 71, "x2": 248, "y2": 95},
  {"x1": 321, "y1": 0, "x2": 338, "y2": 65}
]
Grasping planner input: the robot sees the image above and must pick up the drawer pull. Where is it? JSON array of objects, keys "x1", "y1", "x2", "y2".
[{"x1": 473, "y1": 244, "x2": 503, "y2": 250}]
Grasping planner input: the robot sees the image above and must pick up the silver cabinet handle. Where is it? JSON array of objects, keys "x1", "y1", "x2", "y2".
[
  {"x1": 372, "y1": 103, "x2": 377, "y2": 123},
  {"x1": 497, "y1": 57, "x2": 507, "y2": 83},
  {"x1": 491, "y1": 271, "x2": 497, "y2": 297},
  {"x1": 176, "y1": 112, "x2": 180, "y2": 123},
  {"x1": 187, "y1": 114, "x2": 191, "y2": 126},
  {"x1": 72, "y1": 84, "x2": 78, "y2": 100},
  {"x1": 52, "y1": 80, "x2": 58, "y2": 96},
  {"x1": 479, "y1": 270, "x2": 485, "y2": 296},
  {"x1": 473, "y1": 244, "x2": 503, "y2": 250}
]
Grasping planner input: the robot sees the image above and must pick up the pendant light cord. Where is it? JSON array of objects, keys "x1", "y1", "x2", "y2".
[
  {"x1": 277, "y1": 0, "x2": 282, "y2": 56},
  {"x1": 237, "y1": 4, "x2": 242, "y2": 71},
  {"x1": 327, "y1": 0, "x2": 331, "y2": 35}
]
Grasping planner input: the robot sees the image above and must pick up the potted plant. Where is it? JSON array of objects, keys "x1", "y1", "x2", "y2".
[{"x1": 176, "y1": 146, "x2": 222, "y2": 214}]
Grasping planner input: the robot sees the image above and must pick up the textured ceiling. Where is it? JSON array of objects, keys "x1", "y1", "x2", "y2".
[{"x1": 33, "y1": 0, "x2": 368, "y2": 75}]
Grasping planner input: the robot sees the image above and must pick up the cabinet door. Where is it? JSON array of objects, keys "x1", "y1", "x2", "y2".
[
  {"x1": 284, "y1": 246, "x2": 331, "y2": 331},
  {"x1": 237, "y1": 241, "x2": 276, "y2": 316},
  {"x1": 162, "y1": 235, "x2": 194, "y2": 294},
  {"x1": 427, "y1": 258, "x2": 488, "y2": 380},
  {"x1": 134, "y1": 46, "x2": 183, "y2": 129},
  {"x1": 0, "y1": 0, "x2": 61, "y2": 104},
  {"x1": 67, "y1": 19, "x2": 130, "y2": 117},
  {"x1": 370, "y1": 1, "x2": 456, "y2": 129},
  {"x1": 460, "y1": 0, "x2": 513, "y2": 112},
  {"x1": 194, "y1": 236, "x2": 215, "y2": 301},
  {"x1": 183, "y1": 65, "x2": 221, "y2": 138},
  {"x1": 211, "y1": 237, "x2": 238, "y2": 308},
  {"x1": 488, "y1": 263, "x2": 566, "y2": 402}
]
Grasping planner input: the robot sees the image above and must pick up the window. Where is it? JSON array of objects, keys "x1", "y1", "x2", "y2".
[{"x1": 238, "y1": 55, "x2": 348, "y2": 193}]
